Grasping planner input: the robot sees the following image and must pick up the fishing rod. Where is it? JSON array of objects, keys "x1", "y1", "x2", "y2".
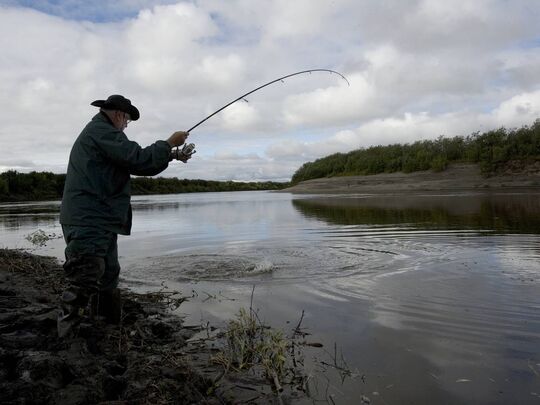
[{"x1": 171, "y1": 69, "x2": 350, "y2": 161}]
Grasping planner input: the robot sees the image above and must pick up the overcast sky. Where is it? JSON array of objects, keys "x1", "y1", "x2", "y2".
[{"x1": 1, "y1": 0, "x2": 539, "y2": 181}]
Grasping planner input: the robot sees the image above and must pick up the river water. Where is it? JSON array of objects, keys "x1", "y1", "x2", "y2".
[{"x1": 1, "y1": 190, "x2": 539, "y2": 404}]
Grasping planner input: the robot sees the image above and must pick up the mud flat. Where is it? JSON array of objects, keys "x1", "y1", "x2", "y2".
[
  {"x1": 283, "y1": 163, "x2": 540, "y2": 194},
  {"x1": 0, "y1": 249, "x2": 306, "y2": 404}
]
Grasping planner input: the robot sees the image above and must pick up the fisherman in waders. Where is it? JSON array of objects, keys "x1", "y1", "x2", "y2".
[{"x1": 58, "y1": 95, "x2": 191, "y2": 337}]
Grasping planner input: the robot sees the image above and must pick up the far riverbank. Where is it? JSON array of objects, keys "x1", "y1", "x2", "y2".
[{"x1": 282, "y1": 163, "x2": 540, "y2": 194}]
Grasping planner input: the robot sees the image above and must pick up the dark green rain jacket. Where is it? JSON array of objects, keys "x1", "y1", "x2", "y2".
[{"x1": 60, "y1": 112, "x2": 171, "y2": 235}]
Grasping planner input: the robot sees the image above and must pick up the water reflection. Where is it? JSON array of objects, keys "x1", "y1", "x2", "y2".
[
  {"x1": 0, "y1": 201, "x2": 60, "y2": 231},
  {"x1": 292, "y1": 193, "x2": 540, "y2": 233},
  {"x1": 288, "y1": 192, "x2": 540, "y2": 404}
]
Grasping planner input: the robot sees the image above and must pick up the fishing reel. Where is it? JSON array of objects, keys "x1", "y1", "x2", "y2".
[{"x1": 170, "y1": 143, "x2": 196, "y2": 162}]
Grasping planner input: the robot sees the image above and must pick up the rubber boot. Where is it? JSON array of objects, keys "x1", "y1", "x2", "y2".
[
  {"x1": 57, "y1": 287, "x2": 91, "y2": 338},
  {"x1": 91, "y1": 288, "x2": 122, "y2": 325}
]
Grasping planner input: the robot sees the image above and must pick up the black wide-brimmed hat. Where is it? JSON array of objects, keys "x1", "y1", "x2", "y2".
[{"x1": 91, "y1": 95, "x2": 140, "y2": 120}]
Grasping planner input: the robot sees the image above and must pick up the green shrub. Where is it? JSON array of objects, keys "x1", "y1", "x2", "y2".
[{"x1": 291, "y1": 119, "x2": 540, "y2": 183}]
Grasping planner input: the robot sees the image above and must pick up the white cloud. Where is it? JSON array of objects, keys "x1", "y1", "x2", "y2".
[
  {"x1": 266, "y1": 130, "x2": 361, "y2": 162},
  {"x1": 491, "y1": 90, "x2": 540, "y2": 127},
  {"x1": 282, "y1": 73, "x2": 376, "y2": 127},
  {"x1": 125, "y1": 3, "x2": 220, "y2": 91},
  {"x1": 220, "y1": 101, "x2": 260, "y2": 131},
  {"x1": 261, "y1": 0, "x2": 343, "y2": 40},
  {"x1": 352, "y1": 112, "x2": 470, "y2": 147}
]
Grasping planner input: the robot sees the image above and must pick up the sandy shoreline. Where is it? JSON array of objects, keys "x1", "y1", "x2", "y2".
[{"x1": 282, "y1": 163, "x2": 540, "y2": 194}]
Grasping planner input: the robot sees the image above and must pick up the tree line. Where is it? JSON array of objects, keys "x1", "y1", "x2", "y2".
[
  {"x1": 291, "y1": 120, "x2": 540, "y2": 184},
  {"x1": 0, "y1": 171, "x2": 288, "y2": 202}
]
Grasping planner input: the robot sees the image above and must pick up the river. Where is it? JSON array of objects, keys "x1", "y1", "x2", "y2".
[{"x1": 1, "y1": 190, "x2": 539, "y2": 404}]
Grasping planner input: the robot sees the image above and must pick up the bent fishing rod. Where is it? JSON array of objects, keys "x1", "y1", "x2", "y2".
[{"x1": 171, "y1": 69, "x2": 350, "y2": 161}]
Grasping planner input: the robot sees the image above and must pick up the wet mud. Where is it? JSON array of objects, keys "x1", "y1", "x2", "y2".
[{"x1": 0, "y1": 249, "x2": 304, "y2": 404}]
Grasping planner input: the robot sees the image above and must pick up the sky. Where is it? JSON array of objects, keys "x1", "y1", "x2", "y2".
[{"x1": 0, "y1": 0, "x2": 539, "y2": 181}]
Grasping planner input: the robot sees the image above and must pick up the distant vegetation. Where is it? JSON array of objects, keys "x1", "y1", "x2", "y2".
[
  {"x1": 0, "y1": 171, "x2": 65, "y2": 202},
  {"x1": 0, "y1": 171, "x2": 288, "y2": 202},
  {"x1": 291, "y1": 120, "x2": 540, "y2": 184},
  {"x1": 130, "y1": 177, "x2": 287, "y2": 195}
]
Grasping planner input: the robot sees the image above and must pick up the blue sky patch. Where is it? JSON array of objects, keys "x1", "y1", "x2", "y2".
[{"x1": 0, "y1": 0, "x2": 178, "y2": 22}]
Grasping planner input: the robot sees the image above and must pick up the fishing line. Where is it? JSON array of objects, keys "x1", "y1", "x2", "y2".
[
  {"x1": 188, "y1": 69, "x2": 349, "y2": 133},
  {"x1": 172, "y1": 69, "x2": 349, "y2": 160}
]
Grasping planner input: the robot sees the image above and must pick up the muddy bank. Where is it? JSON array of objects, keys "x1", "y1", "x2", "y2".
[
  {"x1": 283, "y1": 163, "x2": 540, "y2": 194},
  {"x1": 0, "y1": 249, "x2": 306, "y2": 404}
]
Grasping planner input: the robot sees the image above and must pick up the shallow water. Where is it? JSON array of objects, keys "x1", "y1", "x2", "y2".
[{"x1": 1, "y1": 191, "x2": 539, "y2": 404}]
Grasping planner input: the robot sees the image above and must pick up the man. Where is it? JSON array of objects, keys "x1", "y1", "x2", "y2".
[{"x1": 58, "y1": 94, "x2": 190, "y2": 337}]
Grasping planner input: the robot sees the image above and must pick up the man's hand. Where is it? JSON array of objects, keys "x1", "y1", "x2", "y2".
[
  {"x1": 167, "y1": 131, "x2": 189, "y2": 148},
  {"x1": 169, "y1": 141, "x2": 196, "y2": 163},
  {"x1": 178, "y1": 154, "x2": 191, "y2": 163}
]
